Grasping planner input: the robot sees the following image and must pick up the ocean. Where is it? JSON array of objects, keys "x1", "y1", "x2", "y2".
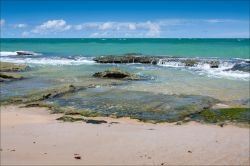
[{"x1": 1, "y1": 38, "x2": 249, "y2": 121}]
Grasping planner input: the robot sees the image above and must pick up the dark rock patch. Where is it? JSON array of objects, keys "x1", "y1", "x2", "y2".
[
  {"x1": 16, "y1": 51, "x2": 35, "y2": 56},
  {"x1": 0, "y1": 72, "x2": 24, "y2": 82},
  {"x1": 93, "y1": 68, "x2": 142, "y2": 80}
]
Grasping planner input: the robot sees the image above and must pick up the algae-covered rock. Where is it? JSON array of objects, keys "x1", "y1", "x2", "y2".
[
  {"x1": 3, "y1": 85, "x2": 87, "y2": 104},
  {"x1": 0, "y1": 72, "x2": 24, "y2": 82},
  {"x1": 195, "y1": 108, "x2": 250, "y2": 124},
  {"x1": 57, "y1": 116, "x2": 84, "y2": 122},
  {"x1": 57, "y1": 115, "x2": 107, "y2": 124},
  {"x1": 0, "y1": 62, "x2": 28, "y2": 72},
  {"x1": 94, "y1": 55, "x2": 159, "y2": 64},
  {"x1": 50, "y1": 89, "x2": 219, "y2": 123},
  {"x1": 183, "y1": 59, "x2": 199, "y2": 67},
  {"x1": 93, "y1": 68, "x2": 142, "y2": 80}
]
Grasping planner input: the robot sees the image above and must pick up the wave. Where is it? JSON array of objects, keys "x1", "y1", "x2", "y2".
[
  {"x1": 0, "y1": 57, "x2": 95, "y2": 65},
  {"x1": 0, "y1": 51, "x2": 42, "y2": 56},
  {"x1": 157, "y1": 58, "x2": 249, "y2": 81}
]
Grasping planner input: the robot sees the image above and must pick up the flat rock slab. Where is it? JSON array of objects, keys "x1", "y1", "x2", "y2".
[
  {"x1": 50, "y1": 88, "x2": 219, "y2": 122},
  {"x1": 0, "y1": 62, "x2": 28, "y2": 72}
]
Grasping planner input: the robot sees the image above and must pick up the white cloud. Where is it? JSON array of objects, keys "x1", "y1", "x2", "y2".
[
  {"x1": 32, "y1": 19, "x2": 71, "y2": 33},
  {"x1": 21, "y1": 31, "x2": 29, "y2": 37},
  {"x1": 11, "y1": 18, "x2": 246, "y2": 37},
  {"x1": 14, "y1": 24, "x2": 28, "y2": 28},
  {"x1": 75, "y1": 21, "x2": 161, "y2": 37},
  {"x1": 99, "y1": 22, "x2": 113, "y2": 30},
  {"x1": 0, "y1": 19, "x2": 5, "y2": 27},
  {"x1": 205, "y1": 19, "x2": 245, "y2": 24}
]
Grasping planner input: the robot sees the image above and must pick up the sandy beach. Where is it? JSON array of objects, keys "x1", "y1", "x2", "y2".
[{"x1": 1, "y1": 105, "x2": 249, "y2": 165}]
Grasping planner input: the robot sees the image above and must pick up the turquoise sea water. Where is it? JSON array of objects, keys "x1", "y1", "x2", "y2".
[
  {"x1": 0, "y1": 38, "x2": 249, "y2": 119},
  {"x1": 1, "y1": 38, "x2": 250, "y2": 58}
]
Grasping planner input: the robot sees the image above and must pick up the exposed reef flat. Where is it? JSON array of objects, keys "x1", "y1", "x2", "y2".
[
  {"x1": 0, "y1": 62, "x2": 29, "y2": 72},
  {"x1": 3, "y1": 83, "x2": 249, "y2": 125}
]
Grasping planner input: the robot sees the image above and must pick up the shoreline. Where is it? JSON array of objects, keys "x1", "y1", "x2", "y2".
[{"x1": 1, "y1": 105, "x2": 249, "y2": 165}]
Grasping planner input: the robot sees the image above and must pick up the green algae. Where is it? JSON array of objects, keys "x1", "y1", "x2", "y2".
[
  {"x1": 57, "y1": 116, "x2": 84, "y2": 122},
  {"x1": 196, "y1": 108, "x2": 250, "y2": 124},
  {"x1": 93, "y1": 68, "x2": 142, "y2": 80},
  {"x1": 56, "y1": 115, "x2": 107, "y2": 124},
  {"x1": 0, "y1": 62, "x2": 28, "y2": 72},
  {"x1": 1, "y1": 84, "x2": 87, "y2": 105},
  {"x1": 64, "y1": 109, "x2": 101, "y2": 117}
]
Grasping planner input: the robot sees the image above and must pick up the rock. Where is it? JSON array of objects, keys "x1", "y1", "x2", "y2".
[
  {"x1": 94, "y1": 55, "x2": 159, "y2": 64},
  {"x1": 209, "y1": 61, "x2": 220, "y2": 68},
  {"x1": 3, "y1": 85, "x2": 87, "y2": 105},
  {"x1": 52, "y1": 89, "x2": 219, "y2": 123},
  {"x1": 16, "y1": 51, "x2": 34, "y2": 56},
  {"x1": 57, "y1": 116, "x2": 84, "y2": 122},
  {"x1": 93, "y1": 68, "x2": 142, "y2": 80},
  {"x1": 182, "y1": 59, "x2": 199, "y2": 67},
  {"x1": 230, "y1": 63, "x2": 250, "y2": 72},
  {"x1": 85, "y1": 119, "x2": 107, "y2": 124},
  {"x1": 0, "y1": 72, "x2": 24, "y2": 82},
  {"x1": 0, "y1": 62, "x2": 28, "y2": 72}
]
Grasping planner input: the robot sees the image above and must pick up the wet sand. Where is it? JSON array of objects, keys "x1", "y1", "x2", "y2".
[{"x1": 1, "y1": 105, "x2": 249, "y2": 165}]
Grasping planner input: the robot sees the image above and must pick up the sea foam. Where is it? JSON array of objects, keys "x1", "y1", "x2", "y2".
[
  {"x1": 0, "y1": 51, "x2": 41, "y2": 56},
  {"x1": 157, "y1": 58, "x2": 249, "y2": 81},
  {"x1": 0, "y1": 57, "x2": 95, "y2": 65}
]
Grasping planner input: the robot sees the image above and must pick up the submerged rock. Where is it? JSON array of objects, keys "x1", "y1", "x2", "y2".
[
  {"x1": 50, "y1": 89, "x2": 220, "y2": 123},
  {"x1": 0, "y1": 62, "x2": 28, "y2": 72},
  {"x1": 230, "y1": 63, "x2": 250, "y2": 72},
  {"x1": 16, "y1": 51, "x2": 34, "y2": 56},
  {"x1": 0, "y1": 72, "x2": 24, "y2": 82},
  {"x1": 2, "y1": 84, "x2": 87, "y2": 104},
  {"x1": 93, "y1": 68, "x2": 142, "y2": 80}
]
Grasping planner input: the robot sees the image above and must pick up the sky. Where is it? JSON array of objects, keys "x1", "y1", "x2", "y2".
[{"x1": 0, "y1": 0, "x2": 249, "y2": 38}]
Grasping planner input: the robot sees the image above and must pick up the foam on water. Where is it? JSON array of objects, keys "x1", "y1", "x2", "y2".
[
  {"x1": 157, "y1": 59, "x2": 250, "y2": 81},
  {"x1": 0, "y1": 56, "x2": 95, "y2": 65},
  {"x1": 0, "y1": 51, "x2": 42, "y2": 56}
]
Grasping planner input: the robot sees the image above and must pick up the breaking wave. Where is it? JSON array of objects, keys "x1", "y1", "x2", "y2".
[
  {"x1": 0, "y1": 56, "x2": 95, "y2": 65},
  {"x1": 157, "y1": 58, "x2": 249, "y2": 80},
  {"x1": 0, "y1": 51, "x2": 42, "y2": 56}
]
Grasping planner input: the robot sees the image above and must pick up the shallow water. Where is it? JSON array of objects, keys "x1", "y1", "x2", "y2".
[{"x1": 0, "y1": 38, "x2": 249, "y2": 116}]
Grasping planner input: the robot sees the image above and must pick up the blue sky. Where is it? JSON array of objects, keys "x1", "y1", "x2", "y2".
[{"x1": 0, "y1": 0, "x2": 249, "y2": 38}]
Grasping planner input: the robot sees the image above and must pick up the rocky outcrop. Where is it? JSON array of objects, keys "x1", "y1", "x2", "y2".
[
  {"x1": 230, "y1": 63, "x2": 250, "y2": 72},
  {"x1": 93, "y1": 68, "x2": 142, "y2": 80},
  {"x1": 182, "y1": 59, "x2": 199, "y2": 67},
  {"x1": 94, "y1": 55, "x2": 159, "y2": 65},
  {"x1": 0, "y1": 72, "x2": 24, "y2": 82},
  {"x1": 16, "y1": 51, "x2": 34, "y2": 56},
  {"x1": 209, "y1": 61, "x2": 219, "y2": 68},
  {"x1": 94, "y1": 55, "x2": 223, "y2": 69},
  {"x1": 0, "y1": 62, "x2": 28, "y2": 82},
  {"x1": 0, "y1": 62, "x2": 28, "y2": 72}
]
